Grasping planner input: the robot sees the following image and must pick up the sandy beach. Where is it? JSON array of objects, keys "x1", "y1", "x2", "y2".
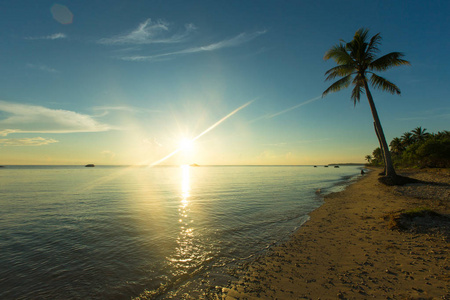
[{"x1": 223, "y1": 168, "x2": 449, "y2": 299}]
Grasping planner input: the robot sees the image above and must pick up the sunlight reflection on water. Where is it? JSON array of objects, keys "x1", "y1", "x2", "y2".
[
  {"x1": 169, "y1": 165, "x2": 196, "y2": 270},
  {"x1": 0, "y1": 165, "x2": 363, "y2": 299}
]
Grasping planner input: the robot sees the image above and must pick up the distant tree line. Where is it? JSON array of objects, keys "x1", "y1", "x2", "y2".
[{"x1": 366, "y1": 127, "x2": 450, "y2": 168}]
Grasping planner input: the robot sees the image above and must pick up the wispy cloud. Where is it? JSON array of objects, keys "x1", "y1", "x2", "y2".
[
  {"x1": 101, "y1": 150, "x2": 116, "y2": 159},
  {"x1": 263, "y1": 142, "x2": 288, "y2": 147},
  {"x1": 250, "y1": 95, "x2": 321, "y2": 123},
  {"x1": 98, "y1": 18, "x2": 266, "y2": 62},
  {"x1": 142, "y1": 137, "x2": 163, "y2": 148},
  {"x1": 121, "y1": 30, "x2": 267, "y2": 62},
  {"x1": 92, "y1": 106, "x2": 161, "y2": 114},
  {"x1": 267, "y1": 96, "x2": 321, "y2": 119},
  {"x1": 25, "y1": 33, "x2": 67, "y2": 40},
  {"x1": 0, "y1": 100, "x2": 113, "y2": 135},
  {"x1": 262, "y1": 138, "x2": 331, "y2": 147},
  {"x1": 98, "y1": 19, "x2": 196, "y2": 45},
  {"x1": 396, "y1": 116, "x2": 429, "y2": 121},
  {"x1": 0, "y1": 137, "x2": 58, "y2": 146},
  {"x1": 396, "y1": 107, "x2": 450, "y2": 121},
  {"x1": 397, "y1": 114, "x2": 450, "y2": 121},
  {"x1": 26, "y1": 63, "x2": 59, "y2": 73},
  {"x1": 0, "y1": 129, "x2": 20, "y2": 136}
]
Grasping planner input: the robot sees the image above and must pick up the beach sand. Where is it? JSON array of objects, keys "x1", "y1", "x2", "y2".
[{"x1": 222, "y1": 168, "x2": 449, "y2": 299}]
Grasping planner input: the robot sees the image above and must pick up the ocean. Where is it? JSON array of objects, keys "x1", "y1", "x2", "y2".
[{"x1": 0, "y1": 165, "x2": 363, "y2": 299}]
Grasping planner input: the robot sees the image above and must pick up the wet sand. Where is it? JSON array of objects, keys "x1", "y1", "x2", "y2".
[{"x1": 223, "y1": 168, "x2": 449, "y2": 299}]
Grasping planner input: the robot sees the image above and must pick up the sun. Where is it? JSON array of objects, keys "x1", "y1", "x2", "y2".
[{"x1": 179, "y1": 138, "x2": 194, "y2": 152}]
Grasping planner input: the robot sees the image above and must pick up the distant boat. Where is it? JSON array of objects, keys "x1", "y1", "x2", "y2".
[
  {"x1": 85, "y1": 164, "x2": 95, "y2": 167},
  {"x1": 334, "y1": 165, "x2": 340, "y2": 168},
  {"x1": 314, "y1": 165, "x2": 317, "y2": 168},
  {"x1": 324, "y1": 166, "x2": 329, "y2": 168}
]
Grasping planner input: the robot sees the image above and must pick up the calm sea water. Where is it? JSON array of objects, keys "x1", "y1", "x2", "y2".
[{"x1": 0, "y1": 165, "x2": 363, "y2": 299}]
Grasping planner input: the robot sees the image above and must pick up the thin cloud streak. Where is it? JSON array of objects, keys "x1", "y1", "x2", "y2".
[
  {"x1": 397, "y1": 114, "x2": 450, "y2": 121},
  {"x1": 249, "y1": 95, "x2": 321, "y2": 123},
  {"x1": 263, "y1": 138, "x2": 331, "y2": 147},
  {"x1": 0, "y1": 137, "x2": 58, "y2": 146},
  {"x1": 98, "y1": 19, "x2": 196, "y2": 45},
  {"x1": 0, "y1": 129, "x2": 20, "y2": 136},
  {"x1": 142, "y1": 137, "x2": 163, "y2": 148},
  {"x1": 0, "y1": 101, "x2": 113, "y2": 135},
  {"x1": 92, "y1": 106, "x2": 161, "y2": 114},
  {"x1": 396, "y1": 110, "x2": 450, "y2": 121},
  {"x1": 101, "y1": 150, "x2": 116, "y2": 159},
  {"x1": 121, "y1": 30, "x2": 267, "y2": 62},
  {"x1": 26, "y1": 63, "x2": 59, "y2": 73},
  {"x1": 267, "y1": 96, "x2": 321, "y2": 119},
  {"x1": 25, "y1": 33, "x2": 67, "y2": 40},
  {"x1": 396, "y1": 116, "x2": 429, "y2": 121}
]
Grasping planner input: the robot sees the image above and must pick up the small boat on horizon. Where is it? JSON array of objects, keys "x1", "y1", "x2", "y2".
[{"x1": 85, "y1": 164, "x2": 95, "y2": 167}]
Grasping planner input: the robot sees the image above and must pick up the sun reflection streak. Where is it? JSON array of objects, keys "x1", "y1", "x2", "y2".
[
  {"x1": 167, "y1": 164, "x2": 196, "y2": 268},
  {"x1": 181, "y1": 165, "x2": 190, "y2": 205}
]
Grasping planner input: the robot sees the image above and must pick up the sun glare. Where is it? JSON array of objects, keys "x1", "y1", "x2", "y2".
[{"x1": 179, "y1": 138, "x2": 194, "y2": 152}]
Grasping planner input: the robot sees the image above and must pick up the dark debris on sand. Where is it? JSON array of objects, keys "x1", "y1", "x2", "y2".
[{"x1": 387, "y1": 209, "x2": 450, "y2": 238}]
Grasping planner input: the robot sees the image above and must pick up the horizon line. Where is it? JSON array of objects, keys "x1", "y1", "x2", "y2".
[{"x1": 0, "y1": 163, "x2": 366, "y2": 167}]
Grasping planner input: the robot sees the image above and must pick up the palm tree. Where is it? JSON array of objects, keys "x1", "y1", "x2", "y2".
[
  {"x1": 323, "y1": 28, "x2": 410, "y2": 178},
  {"x1": 436, "y1": 130, "x2": 450, "y2": 139},
  {"x1": 372, "y1": 147, "x2": 383, "y2": 163},
  {"x1": 389, "y1": 137, "x2": 404, "y2": 155},
  {"x1": 401, "y1": 132, "x2": 414, "y2": 148},
  {"x1": 365, "y1": 155, "x2": 372, "y2": 164},
  {"x1": 411, "y1": 126, "x2": 430, "y2": 142}
]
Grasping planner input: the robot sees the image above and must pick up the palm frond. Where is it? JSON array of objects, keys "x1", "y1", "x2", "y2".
[
  {"x1": 355, "y1": 28, "x2": 370, "y2": 41},
  {"x1": 348, "y1": 28, "x2": 371, "y2": 63},
  {"x1": 370, "y1": 52, "x2": 410, "y2": 71},
  {"x1": 365, "y1": 32, "x2": 381, "y2": 61},
  {"x1": 350, "y1": 74, "x2": 366, "y2": 105},
  {"x1": 370, "y1": 73, "x2": 401, "y2": 95},
  {"x1": 323, "y1": 44, "x2": 353, "y2": 64},
  {"x1": 322, "y1": 74, "x2": 352, "y2": 97},
  {"x1": 324, "y1": 64, "x2": 356, "y2": 81},
  {"x1": 351, "y1": 85, "x2": 364, "y2": 105},
  {"x1": 367, "y1": 33, "x2": 381, "y2": 53}
]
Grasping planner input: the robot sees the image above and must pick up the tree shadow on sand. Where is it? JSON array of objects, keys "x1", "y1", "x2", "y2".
[
  {"x1": 379, "y1": 174, "x2": 450, "y2": 187},
  {"x1": 378, "y1": 175, "x2": 422, "y2": 186}
]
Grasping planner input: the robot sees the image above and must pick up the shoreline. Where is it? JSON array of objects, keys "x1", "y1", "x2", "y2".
[{"x1": 223, "y1": 168, "x2": 449, "y2": 299}]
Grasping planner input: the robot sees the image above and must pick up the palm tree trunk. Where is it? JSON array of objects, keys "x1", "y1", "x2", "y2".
[
  {"x1": 373, "y1": 122, "x2": 386, "y2": 175},
  {"x1": 363, "y1": 80, "x2": 396, "y2": 177}
]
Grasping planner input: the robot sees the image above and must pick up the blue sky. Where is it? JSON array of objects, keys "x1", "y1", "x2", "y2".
[{"x1": 0, "y1": 0, "x2": 449, "y2": 165}]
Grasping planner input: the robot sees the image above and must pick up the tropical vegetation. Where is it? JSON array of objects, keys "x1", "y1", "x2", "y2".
[
  {"x1": 323, "y1": 28, "x2": 410, "y2": 178},
  {"x1": 368, "y1": 127, "x2": 450, "y2": 168}
]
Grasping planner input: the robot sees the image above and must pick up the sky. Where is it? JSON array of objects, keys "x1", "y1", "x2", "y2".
[{"x1": 0, "y1": 0, "x2": 449, "y2": 165}]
